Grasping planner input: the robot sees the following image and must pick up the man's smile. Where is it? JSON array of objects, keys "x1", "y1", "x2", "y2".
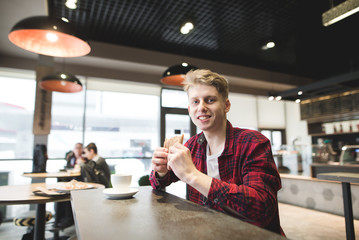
[{"x1": 198, "y1": 115, "x2": 211, "y2": 120}]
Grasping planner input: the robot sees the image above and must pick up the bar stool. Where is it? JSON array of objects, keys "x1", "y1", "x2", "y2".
[{"x1": 13, "y1": 210, "x2": 53, "y2": 240}]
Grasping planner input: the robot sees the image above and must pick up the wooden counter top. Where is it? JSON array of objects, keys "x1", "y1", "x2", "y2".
[{"x1": 71, "y1": 186, "x2": 284, "y2": 240}]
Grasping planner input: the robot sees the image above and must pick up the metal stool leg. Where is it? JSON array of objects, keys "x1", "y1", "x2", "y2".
[
  {"x1": 34, "y1": 203, "x2": 46, "y2": 240},
  {"x1": 342, "y1": 182, "x2": 355, "y2": 240}
]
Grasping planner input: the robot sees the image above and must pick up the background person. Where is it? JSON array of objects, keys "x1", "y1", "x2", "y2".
[
  {"x1": 65, "y1": 142, "x2": 85, "y2": 169},
  {"x1": 57, "y1": 143, "x2": 84, "y2": 228},
  {"x1": 150, "y1": 69, "x2": 284, "y2": 235},
  {"x1": 81, "y1": 142, "x2": 111, "y2": 187}
]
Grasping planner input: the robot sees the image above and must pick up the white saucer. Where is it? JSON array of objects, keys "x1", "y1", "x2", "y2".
[{"x1": 103, "y1": 188, "x2": 139, "y2": 199}]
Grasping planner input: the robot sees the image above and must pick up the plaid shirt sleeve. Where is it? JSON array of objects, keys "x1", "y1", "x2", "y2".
[{"x1": 149, "y1": 169, "x2": 179, "y2": 190}]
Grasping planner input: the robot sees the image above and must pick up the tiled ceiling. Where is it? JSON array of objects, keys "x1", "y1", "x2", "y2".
[{"x1": 48, "y1": 0, "x2": 359, "y2": 83}]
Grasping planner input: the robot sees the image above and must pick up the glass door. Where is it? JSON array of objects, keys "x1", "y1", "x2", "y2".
[
  {"x1": 160, "y1": 87, "x2": 196, "y2": 199},
  {"x1": 165, "y1": 114, "x2": 191, "y2": 144},
  {"x1": 160, "y1": 88, "x2": 196, "y2": 146}
]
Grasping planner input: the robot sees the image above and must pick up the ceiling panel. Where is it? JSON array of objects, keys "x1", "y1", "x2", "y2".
[{"x1": 46, "y1": 0, "x2": 359, "y2": 97}]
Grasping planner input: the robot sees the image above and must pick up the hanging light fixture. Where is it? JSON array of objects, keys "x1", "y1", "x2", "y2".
[
  {"x1": 322, "y1": 0, "x2": 359, "y2": 26},
  {"x1": 161, "y1": 63, "x2": 198, "y2": 86},
  {"x1": 40, "y1": 72, "x2": 83, "y2": 93},
  {"x1": 8, "y1": 16, "x2": 90, "y2": 57}
]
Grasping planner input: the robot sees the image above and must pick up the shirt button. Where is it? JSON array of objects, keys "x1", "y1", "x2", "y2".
[{"x1": 214, "y1": 198, "x2": 218, "y2": 204}]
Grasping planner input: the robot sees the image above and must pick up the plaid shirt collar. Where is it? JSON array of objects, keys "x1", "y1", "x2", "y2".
[{"x1": 196, "y1": 120, "x2": 234, "y2": 157}]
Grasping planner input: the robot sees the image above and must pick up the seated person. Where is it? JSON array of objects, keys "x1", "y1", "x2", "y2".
[
  {"x1": 150, "y1": 69, "x2": 284, "y2": 236},
  {"x1": 57, "y1": 143, "x2": 85, "y2": 228},
  {"x1": 81, "y1": 142, "x2": 111, "y2": 187},
  {"x1": 65, "y1": 142, "x2": 85, "y2": 169}
]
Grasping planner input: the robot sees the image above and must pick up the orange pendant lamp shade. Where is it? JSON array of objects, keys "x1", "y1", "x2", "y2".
[
  {"x1": 40, "y1": 73, "x2": 83, "y2": 93},
  {"x1": 9, "y1": 16, "x2": 90, "y2": 57},
  {"x1": 161, "y1": 64, "x2": 198, "y2": 86}
]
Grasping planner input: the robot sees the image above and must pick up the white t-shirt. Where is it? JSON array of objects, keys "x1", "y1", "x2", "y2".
[{"x1": 206, "y1": 144, "x2": 223, "y2": 179}]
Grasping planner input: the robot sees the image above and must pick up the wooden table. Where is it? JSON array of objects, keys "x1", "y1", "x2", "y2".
[
  {"x1": 317, "y1": 172, "x2": 359, "y2": 240},
  {"x1": 22, "y1": 170, "x2": 82, "y2": 239},
  {"x1": 71, "y1": 186, "x2": 285, "y2": 240},
  {"x1": 22, "y1": 171, "x2": 81, "y2": 179},
  {"x1": 0, "y1": 182, "x2": 103, "y2": 240}
]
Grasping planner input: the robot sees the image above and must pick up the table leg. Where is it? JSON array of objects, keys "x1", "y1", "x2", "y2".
[
  {"x1": 34, "y1": 203, "x2": 46, "y2": 240},
  {"x1": 53, "y1": 202, "x2": 60, "y2": 240},
  {"x1": 342, "y1": 182, "x2": 355, "y2": 240}
]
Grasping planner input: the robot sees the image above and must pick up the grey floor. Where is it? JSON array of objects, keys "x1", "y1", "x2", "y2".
[
  {"x1": 0, "y1": 221, "x2": 77, "y2": 240},
  {"x1": 279, "y1": 203, "x2": 359, "y2": 240},
  {"x1": 0, "y1": 202, "x2": 358, "y2": 240}
]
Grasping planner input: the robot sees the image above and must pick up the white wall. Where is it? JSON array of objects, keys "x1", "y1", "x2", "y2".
[
  {"x1": 227, "y1": 93, "x2": 311, "y2": 149},
  {"x1": 257, "y1": 96, "x2": 286, "y2": 129},
  {"x1": 227, "y1": 93, "x2": 258, "y2": 129},
  {"x1": 285, "y1": 101, "x2": 311, "y2": 146}
]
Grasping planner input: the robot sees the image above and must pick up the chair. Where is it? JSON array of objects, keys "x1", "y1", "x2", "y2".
[
  {"x1": 13, "y1": 210, "x2": 52, "y2": 240},
  {"x1": 138, "y1": 175, "x2": 150, "y2": 186},
  {"x1": 32, "y1": 144, "x2": 48, "y2": 173}
]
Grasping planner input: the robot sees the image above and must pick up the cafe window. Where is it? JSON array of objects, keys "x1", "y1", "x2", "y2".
[
  {"x1": 0, "y1": 70, "x2": 36, "y2": 159},
  {"x1": 49, "y1": 77, "x2": 161, "y2": 158},
  {"x1": 161, "y1": 88, "x2": 188, "y2": 108},
  {"x1": 83, "y1": 89, "x2": 160, "y2": 158},
  {"x1": 47, "y1": 80, "x2": 86, "y2": 158}
]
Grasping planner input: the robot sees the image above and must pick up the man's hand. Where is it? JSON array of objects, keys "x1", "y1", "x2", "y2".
[
  {"x1": 151, "y1": 147, "x2": 169, "y2": 177},
  {"x1": 168, "y1": 143, "x2": 212, "y2": 197},
  {"x1": 167, "y1": 143, "x2": 197, "y2": 182}
]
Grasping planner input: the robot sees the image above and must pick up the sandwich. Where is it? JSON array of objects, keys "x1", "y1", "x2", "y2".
[{"x1": 163, "y1": 134, "x2": 184, "y2": 150}]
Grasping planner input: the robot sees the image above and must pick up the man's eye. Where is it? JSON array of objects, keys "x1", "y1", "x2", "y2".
[
  {"x1": 192, "y1": 100, "x2": 199, "y2": 104},
  {"x1": 207, "y1": 99, "x2": 215, "y2": 103}
]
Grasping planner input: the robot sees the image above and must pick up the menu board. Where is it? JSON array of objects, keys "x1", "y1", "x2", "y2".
[{"x1": 300, "y1": 91, "x2": 359, "y2": 121}]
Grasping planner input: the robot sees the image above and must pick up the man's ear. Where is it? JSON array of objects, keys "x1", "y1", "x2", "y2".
[{"x1": 225, "y1": 99, "x2": 231, "y2": 113}]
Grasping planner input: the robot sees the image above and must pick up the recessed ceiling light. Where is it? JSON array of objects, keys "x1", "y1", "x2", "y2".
[
  {"x1": 261, "y1": 41, "x2": 275, "y2": 50},
  {"x1": 65, "y1": 0, "x2": 77, "y2": 9},
  {"x1": 180, "y1": 22, "x2": 194, "y2": 35},
  {"x1": 266, "y1": 41, "x2": 275, "y2": 48}
]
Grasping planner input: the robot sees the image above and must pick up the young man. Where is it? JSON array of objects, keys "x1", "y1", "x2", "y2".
[
  {"x1": 82, "y1": 142, "x2": 111, "y2": 187},
  {"x1": 150, "y1": 69, "x2": 284, "y2": 235}
]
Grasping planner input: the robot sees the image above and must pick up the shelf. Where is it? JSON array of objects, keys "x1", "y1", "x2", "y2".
[{"x1": 310, "y1": 131, "x2": 359, "y2": 137}]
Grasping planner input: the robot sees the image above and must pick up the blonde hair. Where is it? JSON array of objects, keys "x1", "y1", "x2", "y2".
[{"x1": 183, "y1": 69, "x2": 229, "y2": 100}]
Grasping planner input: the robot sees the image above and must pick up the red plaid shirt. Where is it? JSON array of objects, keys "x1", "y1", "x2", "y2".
[{"x1": 150, "y1": 121, "x2": 283, "y2": 235}]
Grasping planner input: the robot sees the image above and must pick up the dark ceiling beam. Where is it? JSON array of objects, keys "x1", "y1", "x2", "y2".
[
  {"x1": 0, "y1": 54, "x2": 282, "y2": 96},
  {"x1": 276, "y1": 69, "x2": 359, "y2": 98}
]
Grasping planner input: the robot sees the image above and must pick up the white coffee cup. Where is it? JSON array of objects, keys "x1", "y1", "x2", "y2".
[{"x1": 111, "y1": 174, "x2": 132, "y2": 191}]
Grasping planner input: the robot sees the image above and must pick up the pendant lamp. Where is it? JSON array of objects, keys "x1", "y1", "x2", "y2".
[
  {"x1": 8, "y1": 16, "x2": 90, "y2": 57},
  {"x1": 40, "y1": 72, "x2": 83, "y2": 93},
  {"x1": 161, "y1": 63, "x2": 198, "y2": 86}
]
